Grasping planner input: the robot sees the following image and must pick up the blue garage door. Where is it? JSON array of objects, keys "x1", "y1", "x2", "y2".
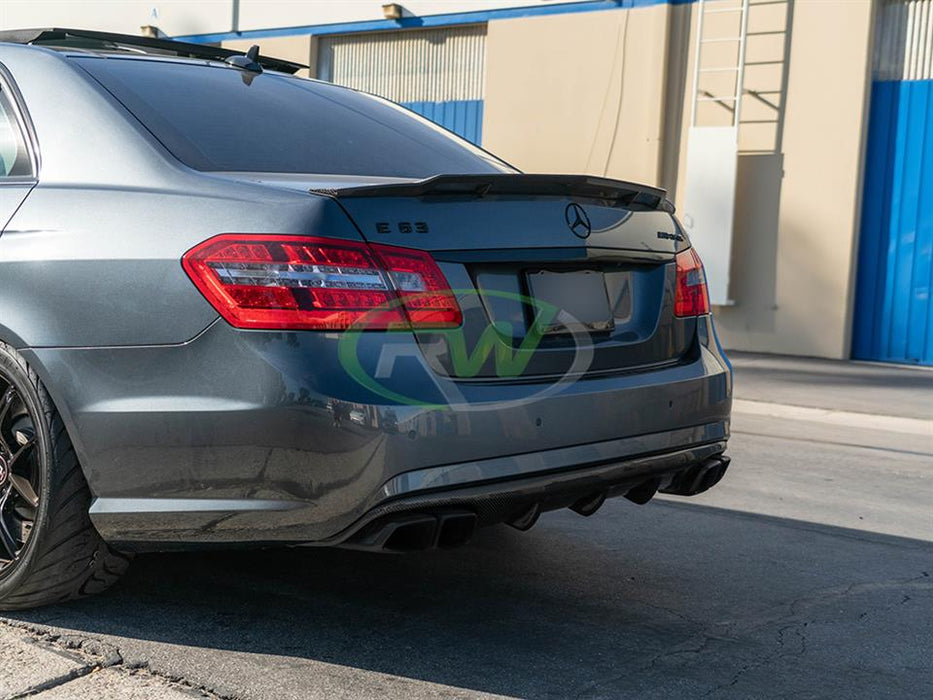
[
  {"x1": 400, "y1": 100, "x2": 483, "y2": 147},
  {"x1": 318, "y1": 26, "x2": 486, "y2": 145},
  {"x1": 852, "y1": 2, "x2": 933, "y2": 365}
]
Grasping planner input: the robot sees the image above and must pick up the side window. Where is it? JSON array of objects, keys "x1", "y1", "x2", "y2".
[{"x1": 0, "y1": 89, "x2": 30, "y2": 178}]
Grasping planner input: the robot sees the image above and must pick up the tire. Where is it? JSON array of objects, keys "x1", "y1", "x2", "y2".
[{"x1": 0, "y1": 341, "x2": 130, "y2": 610}]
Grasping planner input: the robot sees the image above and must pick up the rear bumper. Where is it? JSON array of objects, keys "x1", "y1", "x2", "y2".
[
  {"x1": 87, "y1": 423, "x2": 728, "y2": 549},
  {"x1": 23, "y1": 316, "x2": 731, "y2": 549}
]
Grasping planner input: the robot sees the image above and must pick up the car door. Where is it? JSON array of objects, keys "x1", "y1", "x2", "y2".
[{"x1": 0, "y1": 66, "x2": 37, "y2": 232}]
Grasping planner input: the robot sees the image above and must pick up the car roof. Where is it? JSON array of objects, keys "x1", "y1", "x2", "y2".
[{"x1": 0, "y1": 28, "x2": 306, "y2": 75}]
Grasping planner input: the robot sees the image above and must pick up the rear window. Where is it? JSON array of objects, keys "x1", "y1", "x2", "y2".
[{"x1": 74, "y1": 56, "x2": 510, "y2": 177}]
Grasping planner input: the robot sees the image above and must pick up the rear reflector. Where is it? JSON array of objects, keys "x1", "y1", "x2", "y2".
[
  {"x1": 674, "y1": 248, "x2": 710, "y2": 317},
  {"x1": 182, "y1": 234, "x2": 461, "y2": 330}
]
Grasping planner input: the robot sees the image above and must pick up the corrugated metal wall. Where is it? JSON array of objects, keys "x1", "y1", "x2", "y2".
[
  {"x1": 318, "y1": 26, "x2": 486, "y2": 144},
  {"x1": 853, "y1": 0, "x2": 933, "y2": 365},
  {"x1": 874, "y1": 0, "x2": 933, "y2": 80}
]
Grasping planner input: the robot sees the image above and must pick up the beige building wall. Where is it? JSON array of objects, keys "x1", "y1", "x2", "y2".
[
  {"x1": 482, "y1": 5, "x2": 671, "y2": 186},
  {"x1": 485, "y1": 0, "x2": 875, "y2": 360},
  {"x1": 683, "y1": 0, "x2": 875, "y2": 359}
]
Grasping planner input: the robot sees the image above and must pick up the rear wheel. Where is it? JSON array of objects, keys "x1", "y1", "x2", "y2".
[{"x1": 0, "y1": 342, "x2": 129, "y2": 610}]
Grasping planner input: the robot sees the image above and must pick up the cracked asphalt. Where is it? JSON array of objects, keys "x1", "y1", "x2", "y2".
[{"x1": 1, "y1": 355, "x2": 931, "y2": 699}]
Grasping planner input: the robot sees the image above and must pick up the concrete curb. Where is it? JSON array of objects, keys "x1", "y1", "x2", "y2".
[{"x1": 733, "y1": 399, "x2": 933, "y2": 436}]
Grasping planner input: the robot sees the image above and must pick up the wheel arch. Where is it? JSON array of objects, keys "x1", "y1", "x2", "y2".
[
  {"x1": 0, "y1": 325, "x2": 27, "y2": 351},
  {"x1": 9, "y1": 346, "x2": 97, "y2": 498}
]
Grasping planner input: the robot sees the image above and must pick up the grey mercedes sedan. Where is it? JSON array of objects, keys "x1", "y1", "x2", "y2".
[{"x1": 0, "y1": 29, "x2": 731, "y2": 608}]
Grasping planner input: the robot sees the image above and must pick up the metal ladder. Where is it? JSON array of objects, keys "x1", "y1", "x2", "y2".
[
  {"x1": 690, "y1": 0, "x2": 794, "y2": 152},
  {"x1": 689, "y1": 0, "x2": 751, "y2": 130}
]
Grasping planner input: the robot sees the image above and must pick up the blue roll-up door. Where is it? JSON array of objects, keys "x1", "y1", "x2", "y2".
[
  {"x1": 317, "y1": 26, "x2": 486, "y2": 145},
  {"x1": 852, "y1": 1, "x2": 933, "y2": 365},
  {"x1": 399, "y1": 100, "x2": 484, "y2": 147}
]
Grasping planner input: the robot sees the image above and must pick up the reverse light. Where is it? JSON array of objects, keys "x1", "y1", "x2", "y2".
[
  {"x1": 182, "y1": 234, "x2": 462, "y2": 330},
  {"x1": 674, "y1": 247, "x2": 710, "y2": 317}
]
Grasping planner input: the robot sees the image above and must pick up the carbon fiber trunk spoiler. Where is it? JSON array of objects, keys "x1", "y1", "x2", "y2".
[{"x1": 313, "y1": 174, "x2": 675, "y2": 213}]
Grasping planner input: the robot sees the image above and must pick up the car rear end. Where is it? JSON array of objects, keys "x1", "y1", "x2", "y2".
[
  {"x1": 13, "y1": 50, "x2": 731, "y2": 552},
  {"x1": 164, "y1": 173, "x2": 732, "y2": 551}
]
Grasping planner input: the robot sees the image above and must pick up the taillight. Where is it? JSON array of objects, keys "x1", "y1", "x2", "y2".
[
  {"x1": 370, "y1": 244, "x2": 463, "y2": 327},
  {"x1": 674, "y1": 247, "x2": 710, "y2": 317},
  {"x1": 182, "y1": 234, "x2": 462, "y2": 330}
]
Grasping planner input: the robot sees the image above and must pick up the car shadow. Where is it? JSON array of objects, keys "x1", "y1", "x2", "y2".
[{"x1": 8, "y1": 500, "x2": 932, "y2": 698}]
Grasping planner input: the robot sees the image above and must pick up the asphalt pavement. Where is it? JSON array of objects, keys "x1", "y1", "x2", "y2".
[{"x1": 1, "y1": 352, "x2": 930, "y2": 699}]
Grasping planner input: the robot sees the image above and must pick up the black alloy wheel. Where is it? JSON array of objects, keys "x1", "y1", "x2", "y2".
[{"x1": 0, "y1": 377, "x2": 40, "y2": 572}]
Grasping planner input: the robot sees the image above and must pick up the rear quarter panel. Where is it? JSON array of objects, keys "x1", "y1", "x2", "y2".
[
  {"x1": 0, "y1": 183, "x2": 357, "y2": 347},
  {"x1": 0, "y1": 46, "x2": 361, "y2": 348}
]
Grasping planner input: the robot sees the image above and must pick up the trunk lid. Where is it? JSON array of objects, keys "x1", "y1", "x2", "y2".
[{"x1": 218, "y1": 172, "x2": 698, "y2": 380}]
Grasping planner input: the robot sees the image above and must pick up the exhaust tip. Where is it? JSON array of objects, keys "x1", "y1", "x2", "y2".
[
  {"x1": 659, "y1": 455, "x2": 731, "y2": 496},
  {"x1": 383, "y1": 517, "x2": 438, "y2": 552},
  {"x1": 345, "y1": 510, "x2": 479, "y2": 552},
  {"x1": 436, "y1": 511, "x2": 477, "y2": 549}
]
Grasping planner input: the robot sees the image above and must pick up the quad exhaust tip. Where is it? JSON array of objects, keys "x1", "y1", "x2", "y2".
[
  {"x1": 659, "y1": 455, "x2": 730, "y2": 497},
  {"x1": 349, "y1": 510, "x2": 478, "y2": 553}
]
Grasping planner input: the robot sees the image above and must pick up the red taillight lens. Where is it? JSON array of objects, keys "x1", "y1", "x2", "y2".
[
  {"x1": 371, "y1": 244, "x2": 462, "y2": 328},
  {"x1": 674, "y1": 247, "x2": 710, "y2": 317},
  {"x1": 182, "y1": 234, "x2": 462, "y2": 330}
]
